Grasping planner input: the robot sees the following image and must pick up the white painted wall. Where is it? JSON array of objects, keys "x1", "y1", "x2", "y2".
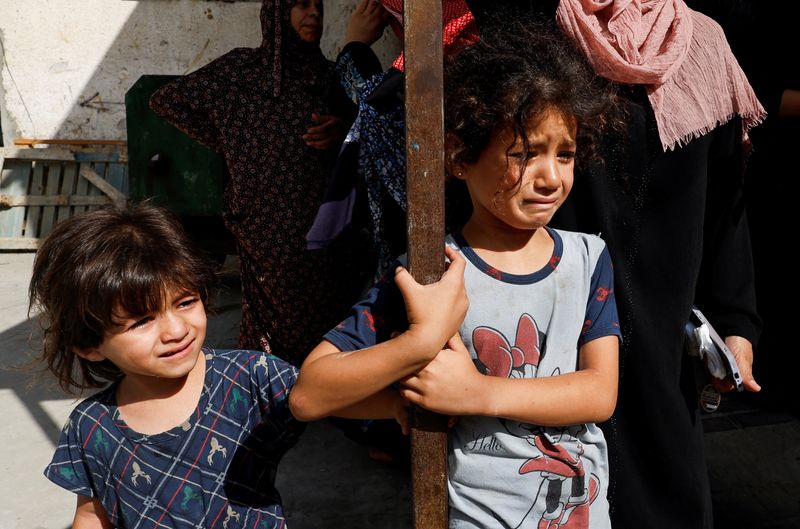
[{"x1": 0, "y1": 0, "x2": 400, "y2": 144}]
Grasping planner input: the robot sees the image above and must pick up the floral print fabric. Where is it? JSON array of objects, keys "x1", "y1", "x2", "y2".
[{"x1": 151, "y1": 0, "x2": 366, "y2": 365}]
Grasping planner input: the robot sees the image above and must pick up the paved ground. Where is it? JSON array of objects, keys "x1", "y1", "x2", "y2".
[{"x1": 1, "y1": 251, "x2": 798, "y2": 529}]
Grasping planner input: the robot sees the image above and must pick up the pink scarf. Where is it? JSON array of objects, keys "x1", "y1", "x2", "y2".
[{"x1": 556, "y1": 0, "x2": 765, "y2": 151}]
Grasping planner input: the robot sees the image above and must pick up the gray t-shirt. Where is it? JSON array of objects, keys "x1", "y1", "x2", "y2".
[
  {"x1": 447, "y1": 229, "x2": 619, "y2": 529},
  {"x1": 325, "y1": 228, "x2": 620, "y2": 529}
]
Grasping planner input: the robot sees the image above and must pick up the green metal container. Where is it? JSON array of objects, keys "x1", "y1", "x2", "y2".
[{"x1": 125, "y1": 75, "x2": 235, "y2": 257}]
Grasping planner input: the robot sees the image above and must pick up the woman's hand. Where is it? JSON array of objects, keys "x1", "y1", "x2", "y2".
[
  {"x1": 714, "y1": 335, "x2": 761, "y2": 393},
  {"x1": 303, "y1": 113, "x2": 344, "y2": 150},
  {"x1": 346, "y1": 0, "x2": 390, "y2": 45}
]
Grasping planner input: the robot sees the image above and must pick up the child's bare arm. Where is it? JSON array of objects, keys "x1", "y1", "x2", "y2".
[
  {"x1": 331, "y1": 388, "x2": 410, "y2": 434},
  {"x1": 401, "y1": 334, "x2": 618, "y2": 426},
  {"x1": 289, "y1": 247, "x2": 468, "y2": 422},
  {"x1": 72, "y1": 496, "x2": 112, "y2": 529}
]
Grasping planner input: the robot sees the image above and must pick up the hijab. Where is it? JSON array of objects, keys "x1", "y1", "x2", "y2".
[
  {"x1": 556, "y1": 0, "x2": 765, "y2": 150},
  {"x1": 238, "y1": 0, "x2": 331, "y2": 97}
]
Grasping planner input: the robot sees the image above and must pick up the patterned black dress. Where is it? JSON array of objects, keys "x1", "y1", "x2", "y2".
[{"x1": 151, "y1": 0, "x2": 368, "y2": 366}]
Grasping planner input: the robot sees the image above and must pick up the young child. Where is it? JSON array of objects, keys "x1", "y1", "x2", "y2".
[
  {"x1": 290, "y1": 20, "x2": 621, "y2": 528},
  {"x1": 33, "y1": 204, "x2": 304, "y2": 529}
]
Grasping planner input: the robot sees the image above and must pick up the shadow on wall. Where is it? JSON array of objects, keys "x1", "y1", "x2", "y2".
[
  {"x1": 48, "y1": 1, "x2": 263, "y2": 141},
  {"x1": 1, "y1": 1, "x2": 399, "y2": 252},
  {"x1": 26, "y1": 0, "x2": 399, "y2": 142}
]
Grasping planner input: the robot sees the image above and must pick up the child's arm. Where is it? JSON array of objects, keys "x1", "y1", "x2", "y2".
[
  {"x1": 72, "y1": 496, "x2": 112, "y2": 529},
  {"x1": 401, "y1": 334, "x2": 618, "y2": 426},
  {"x1": 289, "y1": 247, "x2": 468, "y2": 422},
  {"x1": 332, "y1": 387, "x2": 411, "y2": 434}
]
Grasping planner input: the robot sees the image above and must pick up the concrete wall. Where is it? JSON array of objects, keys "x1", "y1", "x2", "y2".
[{"x1": 0, "y1": 0, "x2": 400, "y2": 144}]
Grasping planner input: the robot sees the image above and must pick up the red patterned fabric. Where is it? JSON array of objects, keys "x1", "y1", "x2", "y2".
[{"x1": 379, "y1": 0, "x2": 480, "y2": 70}]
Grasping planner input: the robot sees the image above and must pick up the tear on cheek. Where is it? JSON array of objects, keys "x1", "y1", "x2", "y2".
[{"x1": 499, "y1": 178, "x2": 523, "y2": 196}]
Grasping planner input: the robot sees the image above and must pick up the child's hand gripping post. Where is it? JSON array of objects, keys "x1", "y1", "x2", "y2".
[
  {"x1": 289, "y1": 246, "x2": 468, "y2": 422},
  {"x1": 395, "y1": 246, "x2": 470, "y2": 355}
]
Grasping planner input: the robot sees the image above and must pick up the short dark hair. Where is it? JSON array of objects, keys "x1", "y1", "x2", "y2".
[
  {"x1": 444, "y1": 16, "x2": 619, "y2": 179},
  {"x1": 29, "y1": 203, "x2": 218, "y2": 394}
]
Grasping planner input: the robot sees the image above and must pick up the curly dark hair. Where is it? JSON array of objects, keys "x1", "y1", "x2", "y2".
[
  {"x1": 444, "y1": 16, "x2": 620, "y2": 189},
  {"x1": 29, "y1": 203, "x2": 218, "y2": 394}
]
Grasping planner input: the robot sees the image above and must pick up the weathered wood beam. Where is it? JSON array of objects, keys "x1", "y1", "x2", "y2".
[
  {"x1": 0, "y1": 195, "x2": 113, "y2": 208},
  {"x1": 0, "y1": 148, "x2": 75, "y2": 162},
  {"x1": 79, "y1": 166, "x2": 127, "y2": 208},
  {"x1": 404, "y1": 0, "x2": 448, "y2": 528},
  {"x1": 1, "y1": 147, "x2": 125, "y2": 163},
  {"x1": 14, "y1": 138, "x2": 127, "y2": 147},
  {"x1": 0, "y1": 237, "x2": 40, "y2": 250}
]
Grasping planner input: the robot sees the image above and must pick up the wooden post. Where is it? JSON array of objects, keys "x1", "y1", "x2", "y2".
[{"x1": 404, "y1": 1, "x2": 448, "y2": 528}]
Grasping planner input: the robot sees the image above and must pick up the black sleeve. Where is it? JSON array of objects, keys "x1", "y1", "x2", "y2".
[
  {"x1": 338, "y1": 42, "x2": 383, "y2": 79},
  {"x1": 335, "y1": 41, "x2": 384, "y2": 107},
  {"x1": 327, "y1": 74, "x2": 359, "y2": 129},
  {"x1": 696, "y1": 117, "x2": 762, "y2": 345}
]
